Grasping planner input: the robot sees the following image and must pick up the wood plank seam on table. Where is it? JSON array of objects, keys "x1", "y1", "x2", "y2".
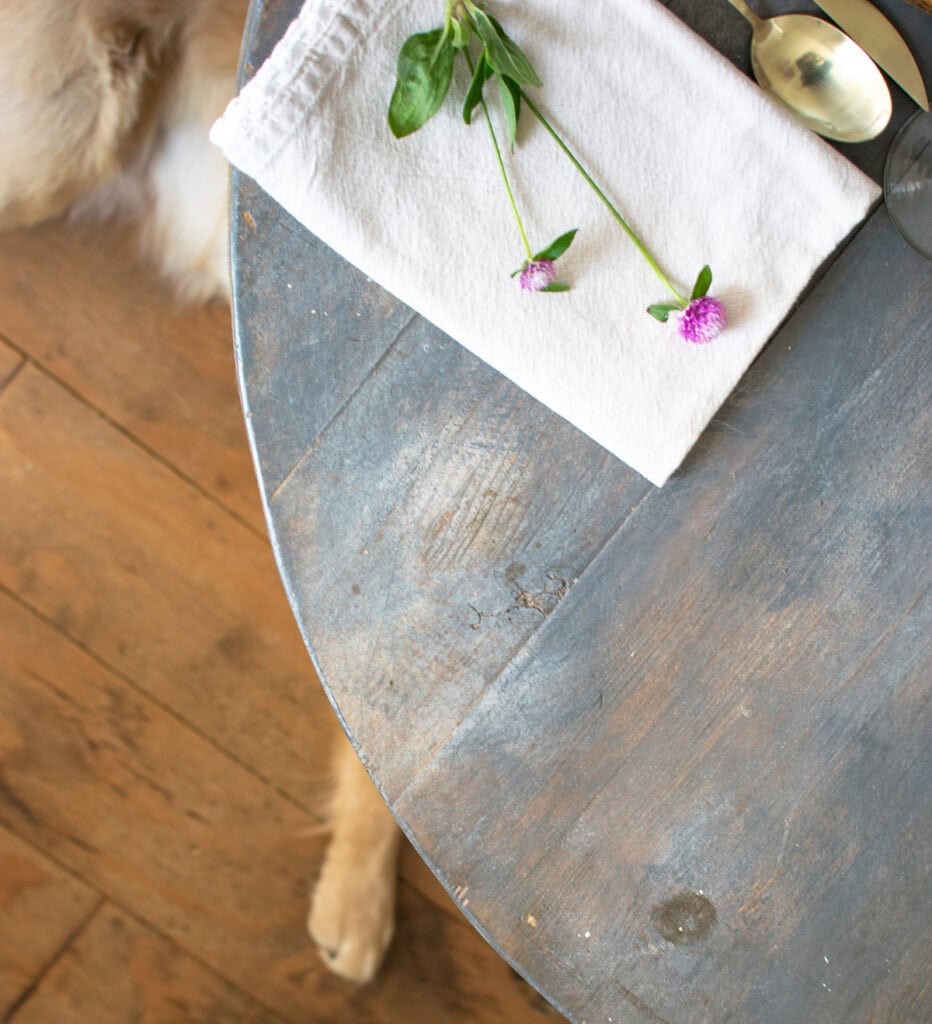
[
  {"x1": 386, "y1": 212, "x2": 930, "y2": 1023},
  {"x1": 0, "y1": 335, "x2": 268, "y2": 544},
  {"x1": 395, "y1": 521, "x2": 930, "y2": 1023},
  {"x1": 248, "y1": 319, "x2": 653, "y2": 1014},
  {"x1": 389, "y1": 482, "x2": 657, "y2": 807},
  {"x1": 365, "y1": 480, "x2": 710, "y2": 1021},
  {"x1": 2, "y1": 896, "x2": 106, "y2": 1023},
  {"x1": 262, "y1": 311, "x2": 420, "y2": 505},
  {"x1": 385, "y1": 475, "x2": 728, "y2": 812},
  {"x1": 234, "y1": 305, "x2": 474, "y2": 781},
  {"x1": 262, "y1": 325, "x2": 652, "y2": 794},
  {"x1": 0, "y1": 581, "x2": 314, "y2": 821},
  {"x1": 602, "y1": 980, "x2": 674, "y2": 1024},
  {"x1": 231, "y1": 174, "x2": 419, "y2": 504},
  {"x1": 388, "y1": 219, "x2": 930, "y2": 806},
  {"x1": 240, "y1": 187, "x2": 917, "y2": 823}
]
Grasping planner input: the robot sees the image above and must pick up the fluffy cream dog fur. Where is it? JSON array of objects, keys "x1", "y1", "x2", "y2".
[{"x1": 0, "y1": 0, "x2": 400, "y2": 984}]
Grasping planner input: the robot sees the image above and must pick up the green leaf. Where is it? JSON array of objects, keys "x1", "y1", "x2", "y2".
[
  {"x1": 510, "y1": 262, "x2": 528, "y2": 278},
  {"x1": 487, "y1": 14, "x2": 543, "y2": 87},
  {"x1": 691, "y1": 265, "x2": 712, "y2": 300},
  {"x1": 533, "y1": 229, "x2": 578, "y2": 262},
  {"x1": 542, "y1": 282, "x2": 570, "y2": 292},
  {"x1": 463, "y1": 50, "x2": 492, "y2": 124},
  {"x1": 498, "y1": 74, "x2": 521, "y2": 150},
  {"x1": 388, "y1": 28, "x2": 455, "y2": 138},
  {"x1": 470, "y1": 9, "x2": 541, "y2": 87},
  {"x1": 647, "y1": 303, "x2": 680, "y2": 322}
]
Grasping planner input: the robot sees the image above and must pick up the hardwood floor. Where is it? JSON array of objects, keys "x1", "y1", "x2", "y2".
[{"x1": 0, "y1": 218, "x2": 560, "y2": 1023}]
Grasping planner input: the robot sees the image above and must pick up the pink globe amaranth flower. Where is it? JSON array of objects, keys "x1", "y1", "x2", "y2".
[
  {"x1": 675, "y1": 296, "x2": 728, "y2": 344},
  {"x1": 520, "y1": 259, "x2": 557, "y2": 292}
]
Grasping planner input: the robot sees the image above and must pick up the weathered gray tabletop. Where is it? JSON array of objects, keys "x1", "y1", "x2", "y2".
[{"x1": 231, "y1": 2, "x2": 931, "y2": 1020}]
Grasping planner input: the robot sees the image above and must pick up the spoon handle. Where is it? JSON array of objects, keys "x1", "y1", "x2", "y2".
[{"x1": 723, "y1": 0, "x2": 764, "y2": 30}]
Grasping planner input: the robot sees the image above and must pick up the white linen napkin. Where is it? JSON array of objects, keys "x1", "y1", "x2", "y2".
[{"x1": 211, "y1": 0, "x2": 879, "y2": 486}]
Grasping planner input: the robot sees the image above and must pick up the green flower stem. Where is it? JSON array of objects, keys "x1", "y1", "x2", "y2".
[
  {"x1": 465, "y1": 49, "x2": 533, "y2": 260},
  {"x1": 520, "y1": 90, "x2": 687, "y2": 306},
  {"x1": 443, "y1": 0, "x2": 456, "y2": 35}
]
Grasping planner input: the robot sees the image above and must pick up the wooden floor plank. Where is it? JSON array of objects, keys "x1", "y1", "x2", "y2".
[
  {"x1": 0, "y1": 826, "x2": 99, "y2": 1019},
  {"x1": 0, "y1": 222, "x2": 565, "y2": 1017},
  {"x1": 0, "y1": 589, "x2": 322, "y2": 1022},
  {"x1": 9, "y1": 904, "x2": 288, "y2": 1024},
  {"x1": 0, "y1": 591, "x2": 559, "y2": 1023},
  {"x1": 0, "y1": 323, "x2": 512, "y2": 930},
  {"x1": 0, "y1": 220, "x2": 263, "y2": 533},
  {"x1": 0, "y1": 337, "x2": 23, "y2": 395},
  {"x1": 0, "y1": 362, "x2": 332, "y2": 807}
]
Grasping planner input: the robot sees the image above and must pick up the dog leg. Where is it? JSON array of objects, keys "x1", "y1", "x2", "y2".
[
  {"x1": 141, "y1": 72, "x2": 235, "y2": 303},
  {"x1": 308, "y1": 733, "x2": 401, "y2": 984}
]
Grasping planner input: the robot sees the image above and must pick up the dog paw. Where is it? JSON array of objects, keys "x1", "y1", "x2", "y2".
[{"x1": 308, "y1": 843, "x2": 397, "y2": 984}]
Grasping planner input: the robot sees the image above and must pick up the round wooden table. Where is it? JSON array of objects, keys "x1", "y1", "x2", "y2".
[{"x1": 230, "y1": 2, "x2": 931, "y2": 1020}]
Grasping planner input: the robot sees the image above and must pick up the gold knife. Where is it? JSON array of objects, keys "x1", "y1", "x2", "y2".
[{"x1": 812, "y1": 0, "x2": 929, "y2": 110}]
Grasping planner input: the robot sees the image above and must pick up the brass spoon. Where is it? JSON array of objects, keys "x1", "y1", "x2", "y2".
[{"x1": 725, "y1": 0, "x2": 892, "y2": 142}]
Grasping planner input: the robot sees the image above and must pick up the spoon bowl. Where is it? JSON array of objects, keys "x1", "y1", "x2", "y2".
[{"x1": 727, "y1": 2, "x2": 892, "y2": 142}]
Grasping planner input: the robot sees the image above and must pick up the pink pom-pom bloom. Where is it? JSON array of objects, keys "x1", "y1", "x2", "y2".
[
  {"x1": 675, "y1": 296, "x2": 728, "y2": 344},
  {"x1": 520, "y1": 259, "x2": 557, "y2": 292}
]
